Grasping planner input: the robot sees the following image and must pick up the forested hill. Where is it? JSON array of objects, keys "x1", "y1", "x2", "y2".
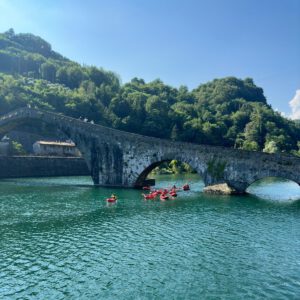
[{"x1": 0, "y1": 29, "x2": 300, "y2": 155}]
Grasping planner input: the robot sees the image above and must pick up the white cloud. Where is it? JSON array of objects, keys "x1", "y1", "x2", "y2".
[{"x1": 289, "y1": 89, "x2": 300, "y2": 120}]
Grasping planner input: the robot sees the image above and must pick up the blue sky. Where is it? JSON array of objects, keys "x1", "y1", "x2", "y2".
[{"x1": 0, "y1": 0, "x2": 299, "y2": 116}]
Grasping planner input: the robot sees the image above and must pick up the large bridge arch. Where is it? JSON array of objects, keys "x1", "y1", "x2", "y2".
[
  {"x1": 133, "y1": 153, "x2": 204, "y2": 188},
  {"x1": 1, "y1": 107, "x2": 300, "y2": 194}
]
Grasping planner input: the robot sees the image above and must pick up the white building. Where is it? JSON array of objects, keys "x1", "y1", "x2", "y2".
[{"x1": 33, "y1": 141, "x2": 81, "y2": 157}]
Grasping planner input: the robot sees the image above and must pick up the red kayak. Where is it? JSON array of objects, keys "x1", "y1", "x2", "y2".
[
  {"x1": 142, "y1": 193, "x2": 156, "y2": 200},
  {"x1": 160, "y1": 194, "x2": 169, "y2": 200},
  {"x1": 182, "y1": 184, "x2": 190, "y2": 191},
  {"x1": 106, "y1": 198, "x2": 117, "y2": 203}
]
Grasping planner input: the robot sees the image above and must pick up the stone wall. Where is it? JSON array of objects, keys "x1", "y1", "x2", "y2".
[
  {"x1": 0, "y1": 156, "x2": 89, "y2": 179},
  {"x1": 0, "y1": 141, "x2": 10, "y2": 156}
]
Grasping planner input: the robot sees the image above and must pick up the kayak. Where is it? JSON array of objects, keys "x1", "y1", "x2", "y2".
[
  {"x1": 182, "y1": 184, "x2": 190, "y2": 191},
  {"x1": 142, "y1": 186, "x2": 151, "y2": 190},
  {"x1": 106, "y1": 198, "x2": 117, "y2": 203},
  {"x1": 160, "y1": 195, "x2": 169, "y2": 200},
  {"x1": 142, "y1": 193, "x2": 156, "y2": 200}
]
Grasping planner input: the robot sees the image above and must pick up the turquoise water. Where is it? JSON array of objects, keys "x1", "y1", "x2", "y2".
[{"x1": 0, "y1": 175, "x2": 300, "y2": 299}]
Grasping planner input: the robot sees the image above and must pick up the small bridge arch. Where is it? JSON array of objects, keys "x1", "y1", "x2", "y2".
[
  {"x1": 233, "y1": 165, "x2": 300, "y2": 193},
  {"x1": 246, "y1": 175, "x2": 300, "y2": 191},
  {"x1": 246, "y1": 176, "x2": 300, "y2": 200}
]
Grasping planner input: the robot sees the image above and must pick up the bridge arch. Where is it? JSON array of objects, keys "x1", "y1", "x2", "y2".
[
  {"x1": 246, "y1": 176, "x2": 300, "y2": 190},
  {"x1": 246, "y1": 176, "x2": 300, "y2": 200},
  {"x1": 243, "y1": 171, "x2": 300, "y2": 193},
  {"x1": 132, "y1": 153, "x2": 204, "y2": 188},
  {"x1": 0, "y1": 113, "x2": 85, "y2": 157}
]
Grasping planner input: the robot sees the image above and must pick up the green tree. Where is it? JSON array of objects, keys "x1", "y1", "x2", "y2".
[
  {"x1": 40, "y1": 62, "x2": 56, "y2": 82},
  {"x1": 56, "y1": 67, "x2": 69, "y2": 85},
  {"x1": 263, "y1": 140, "x2": 278, "y2": 153},
  {"x1": 11, "y1": 141, "x2": 26, "y2": 155},
  {"x1": 242, "y1": 140, "x2": 259, "y2": 151},
  {"x1": 171, "y1": 124, "x2": 179, "y2": 141}
]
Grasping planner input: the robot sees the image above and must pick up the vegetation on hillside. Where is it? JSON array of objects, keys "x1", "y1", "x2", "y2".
[{"x1": 0, "y1": 29, "x2": 300, "y2": 156}]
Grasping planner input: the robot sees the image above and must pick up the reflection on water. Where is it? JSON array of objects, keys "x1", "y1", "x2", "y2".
[
  {"x1": 0, "y1": 175, "x2": 299, "y2": 299},
  {"x1": 247, "y1": 177, "x2": 300, "y2": 202},
  {"x1": 153, "y1": 174, "x2": 300, "y2": 202},
  {"x1": 0, "y1": 176, "x2": 93, "y2": 187}
]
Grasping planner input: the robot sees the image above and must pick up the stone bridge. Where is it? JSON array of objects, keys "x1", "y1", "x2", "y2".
[{"x1": 1, "y1": 107, "x2": 300, "y2": 193}]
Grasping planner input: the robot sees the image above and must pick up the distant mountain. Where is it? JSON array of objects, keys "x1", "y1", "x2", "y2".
[{"x1": 0, "y1": 29, "x2": 299, "y2": 155}]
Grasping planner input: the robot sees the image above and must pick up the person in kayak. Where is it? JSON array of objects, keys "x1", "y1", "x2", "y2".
[
  {"x1": 111, "y1": 194, "x2": 117, "y2": 200},
  {"x1": 183, "y1": 183, "x2": 190, "y2": 191}
]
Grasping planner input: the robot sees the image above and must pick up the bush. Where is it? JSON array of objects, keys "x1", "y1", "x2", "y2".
[{"x1": 11, "y1": 141, "x2": 26, "y2": 155}]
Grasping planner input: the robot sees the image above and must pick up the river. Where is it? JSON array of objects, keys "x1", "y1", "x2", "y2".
[{"x1": 0, "y1": 175, "x2": 300, "y2": 299}]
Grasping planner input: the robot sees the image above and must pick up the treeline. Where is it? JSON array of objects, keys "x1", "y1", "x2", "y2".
[{"x1": 0, "y1": 29, "x2": 300, "y2": 156}]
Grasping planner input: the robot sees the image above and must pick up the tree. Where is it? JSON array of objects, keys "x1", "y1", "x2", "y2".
[
  {"x1": 40, "y1": 62, "x2": 56, "y2": 82},
  {"x1": 56, "y1": 67, "x2": 69, "y2": 85},
  {"x1": 88, "y1": 66, "x2": 105, "y2": 86},
  {"x1": 11, "y1": 141, "x2": 26, "y2": 155},
  {"x1": 67, "y1": 66, "x2": 85, "y2": 88},
  {"x1": 4, "y1": 28, "x2": 15, "y2": 38},
  {"x1": 171, "y1": 124, "x2": 179, "y2": 141},
  {"x1": 242, "y1": 140, "x2": 259, "y2": 151},
  {"x1": 263, "y1": 140, "x2": 278, "y2": 153}
]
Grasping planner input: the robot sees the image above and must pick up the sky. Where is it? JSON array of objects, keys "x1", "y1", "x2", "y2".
[{"x1": 0, "y1": 0, "x2": 299, "y2": 117}]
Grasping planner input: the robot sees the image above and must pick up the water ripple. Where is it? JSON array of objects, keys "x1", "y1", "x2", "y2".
[{"x1": 0, "y1": 175, "x2": 300, "y2": 299}]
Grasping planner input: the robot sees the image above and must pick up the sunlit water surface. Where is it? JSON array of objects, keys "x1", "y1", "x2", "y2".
[{"x1": 0, "y1": 175, "x2": 300, "y2": 299}]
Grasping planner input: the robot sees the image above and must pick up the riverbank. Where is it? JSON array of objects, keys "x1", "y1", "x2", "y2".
[{"x1": 0, "y1": 156, "x2": 89, "y2": 179}]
